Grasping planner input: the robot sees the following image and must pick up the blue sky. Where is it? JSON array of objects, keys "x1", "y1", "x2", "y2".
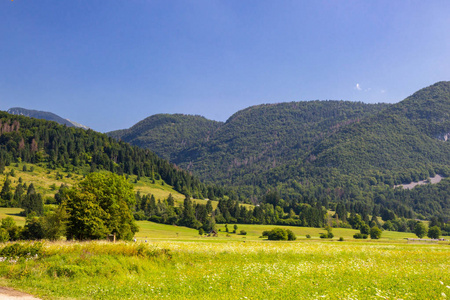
[{"x1": 1, "y1": 1, "x2": 450, "y2": 132}]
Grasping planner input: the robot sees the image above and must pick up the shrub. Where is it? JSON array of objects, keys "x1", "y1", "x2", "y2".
[
  {"x1": 286, "y1": 229, "x2": 297, "y2": 241},
  {"x1": 0, "y1": 228, "x2": 10, "y2": 242},
  {"x1": 414, "y1": 222, "x2": 428, "y2": 238},
  {"x1": 0, "y1": 242, "x2": 43, "y2": 259},
  {"x1": 427, "y1": 226, "x2": 441, "y2": 239},
  {"x1": 353, "y1": 233, "x2": 368, "y2": 239},
  {"x1": 306, "y1": 234, "x2": 311, "y2": 239},
  {"x1": 339, "y1": 237, "x2": 344, "y2": 241},
  {"x1": 239, "y1": 230, "x2": 247, "y2": 235},
  {"x1": 370, "y1": 226, "x2": 382, "y2": 239},
  {"x1": 360, "y1": 223, "x2": 370, "y2": 235},
  {"x1": 266, "y1": 228, "x2": 288, "y2": 241},
  {"x1": 264, "y1": 228, "x2": 297, "y2": 241}
]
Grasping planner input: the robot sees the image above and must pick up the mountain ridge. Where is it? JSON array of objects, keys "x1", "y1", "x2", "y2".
[{"x1": 7, "y1": 107, "x2": 90, "y2": 130}]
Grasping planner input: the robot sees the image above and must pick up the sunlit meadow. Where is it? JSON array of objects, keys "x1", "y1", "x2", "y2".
[{"x1": 0, "y1": 239, "x2": 449, "y2": 299}]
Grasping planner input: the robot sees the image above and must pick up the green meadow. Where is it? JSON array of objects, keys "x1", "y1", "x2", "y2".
[
  {"x1": 0, "y1": 239, "x2": 449, "y2": 299},
  {"x1": 0, "y1": 213, "x2": 449, "y2": 299}
]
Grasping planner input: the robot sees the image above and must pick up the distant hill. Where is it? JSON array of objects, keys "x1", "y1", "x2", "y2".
[
  {"x1": 107, "y1": 82, "x2": 450, "y2": 219},
  {"x1": 108, "y1": 114, "x2": 222, "y2": 162},
  {"x1": 7, "y1": 107, "x2": 90, "y2": 129},
  {"x1": 109, "y1": 101, "x2": 390, "y2": 184},
  {"x1": 0, "y1": 110, "x2": 222, "y2": 200}
]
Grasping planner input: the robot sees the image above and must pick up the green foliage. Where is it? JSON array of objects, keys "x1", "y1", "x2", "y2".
[
  {"x1": 65, "y1": 173, "x2": 138, "y2": 240},
  {"x1": 427, "y1": 226, "x2": 441, "y2": 239},
  {"x1": 413, "y1": 222, "x2": 428, "y2": 238},
  {"x1": 360, "y1": 223, "x2": 370, "y2": 235},
  {"x1": 0, "y1": 228, "x2": 9, "y2": 242},
  {"x1": 264, "y1": 228, "x2": 296, "y2": 241},
  {"x1": 107, "y1": 83, "x2": 450, "y2": 221},
  {"x1": 1, "y1": 217, "x2": 21, "y2": 241},
  {"x1": 353, "y1": 233, "x2": 368, "y2": 239},
  {"x1": 266, "y1": 228, "x2": 288, "y2": 240},
  {"x1": 0, "y1": 111, "x2": 217, "y2": 201},
  {"x1": 286, "y1": 229, "x2": 297, "y2": 240},
  {"x1": 369, "y1": 226, "x2": 382, "y2": 239},
  {"x1": 0, "y1": 242, "x2": 43, "y2": 259},
  {"x1": 21, "y1": 215, "x2": 45, "y2": 240},
  {"x1": 41, "y1": 205, "x2": 68, "y2": 241}
]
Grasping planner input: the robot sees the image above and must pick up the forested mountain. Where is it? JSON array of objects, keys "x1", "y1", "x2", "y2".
[
  {"x1": 0, "y1": 111, "x2": 224, "y2": 200},
  {"x1": 110, "y1": 101, "x2": 390, "y2": 184},
  {"x1": 108, "y1": 82, "x2": 450, "y2": 220},
  {"x1": 7, "y1": 107, "x2": 89, "y2": 129},
  {"x1": 108, "y1": 114, "x2": 222, "y2": 162}
]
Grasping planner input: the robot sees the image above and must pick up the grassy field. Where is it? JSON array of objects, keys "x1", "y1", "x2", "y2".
[
  {"x1": 0, "y1": 239, "x2": 449, "y2": 299},
  {"x1": 0, "y1": 208, "x2": 25, "y2": 227},
  {"x1": 135, "y1": 221, "x2": 425, "y2": 242},
  {"x1": 0, "y1": 209, "x2": 449, "y2": 299},
  {"x1": 0, "y1": 207, "x2": 446, "y2": 242}
]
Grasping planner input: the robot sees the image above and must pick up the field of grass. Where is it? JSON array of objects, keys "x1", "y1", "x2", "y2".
[
  {"x1": 0, "y1": 239, "x2": 449, "y2": 299},
  {"x1": 0, "y1": 208, "x2": 449, "y2": 299},
  {"x1": 135, "y1": 221, "x2": 435, "y2": 242},
  {"x1": 0, "y1": 208, "x2": 25, "y2": 227}
]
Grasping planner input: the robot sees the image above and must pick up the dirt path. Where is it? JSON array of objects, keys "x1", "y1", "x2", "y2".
[
  {"x1": 394, "y1": 174, "x2": 444, "y2": 190},
  {"x1": 0, "y1": 287, "x2": 41, "y2": 300}
]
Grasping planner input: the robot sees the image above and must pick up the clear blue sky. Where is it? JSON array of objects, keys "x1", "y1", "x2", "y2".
[{"x1": 1, "y1": 1, "x2": 450, "y2": 132}]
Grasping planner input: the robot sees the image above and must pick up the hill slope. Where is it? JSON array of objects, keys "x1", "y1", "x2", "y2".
[
  {"x1": 7, "y1": 107, "x2": 90, "y2": 129},
  {"x1": 108, "y1": 114, "x2": 222, "y2": 162},
  {"x1": 107, "y1": 82, "x2": 450, "y2": 219},
  {"x1": 109, "y1": 101, "x2": 390, "y2": 184}
]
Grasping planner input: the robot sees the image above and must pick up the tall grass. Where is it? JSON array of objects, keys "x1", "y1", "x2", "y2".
[{"x1": 0, "y1": 240, "x2": 448, "y2": 299}]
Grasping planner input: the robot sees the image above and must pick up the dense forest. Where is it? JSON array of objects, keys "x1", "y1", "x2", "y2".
[
  {"x1": 0, "y1": 111, "x2": 225, "y2": 200},
  {"x1": 108, "y1": 82, "x2": 450, "y2": 220}
]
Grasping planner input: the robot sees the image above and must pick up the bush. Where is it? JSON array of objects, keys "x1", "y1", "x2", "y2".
[
  {"x1": 306, "y1": 234, "x2": 311, "y2": 239},
  {"x1": 239, "y1": 230, "x2": 247, "y2": 235},
  {"x1": 264, "y1": 228, "x2": 297, "y2": 241},
  {"x1": 320, "y1": 232, "x2": 333, "y2": 239},
  {"x1": 266, "y1": 228, "x2": 288, "y2": 241},
  {"x1": 370, "y1": 226, "x2": 382, "y2": 239},
  {"x1": 339, "y1": 237, "x2": 344, "y2": 241},
  {"x1": 427, "y1": 226, "x2": 441, "y2": 239},
  {"x1": 0, "y1": 228, "x2": 10, "y2": 242},
  {"x1": 353, "y1": 233, "x2": 368, "y2": 239},
  {"x1": 414, "y1": 222, "x2": 428, "y2": 238},
  {"x1": 286, "y1": 229, "x2": 297, "y2": 241},
  {"x1": 0, "y1": 242, "x2": 43, "y2": 259}
]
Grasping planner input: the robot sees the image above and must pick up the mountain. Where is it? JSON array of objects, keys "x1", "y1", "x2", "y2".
[
  {"x1": 109, "y1": 101, "x2": 390, "y2": 184},
  {"x1": 108, "y1": 114, "x2": 222, "y2": 162},
  {"x1": 7, "y1": 107, "x2": 90, "y2": 129},
  {"x1": 108, "y1": 82, "x2": 450, "y2": 219},
  {"x1": 0, "y1": 111, "x2": 223, "y2": 200}
]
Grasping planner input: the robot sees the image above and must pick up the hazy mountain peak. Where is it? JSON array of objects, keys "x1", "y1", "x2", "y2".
[{"x1": 7, "y1": 107, "x2": 89, "y2": 129}]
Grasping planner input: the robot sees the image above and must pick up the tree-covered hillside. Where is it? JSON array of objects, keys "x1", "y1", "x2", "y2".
[
  {"x1": 108, "y1": 114, "x2": 222, "y2": 162},
  {"x1": 107, "y1": 82, "x2": 450, "y2": 220},
  {"x1": 0, "y1": 111, "x2": 224, "y2": 199},
  {"x1": 109, "y1": 101, "x2": 390, "y2": 185}
]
